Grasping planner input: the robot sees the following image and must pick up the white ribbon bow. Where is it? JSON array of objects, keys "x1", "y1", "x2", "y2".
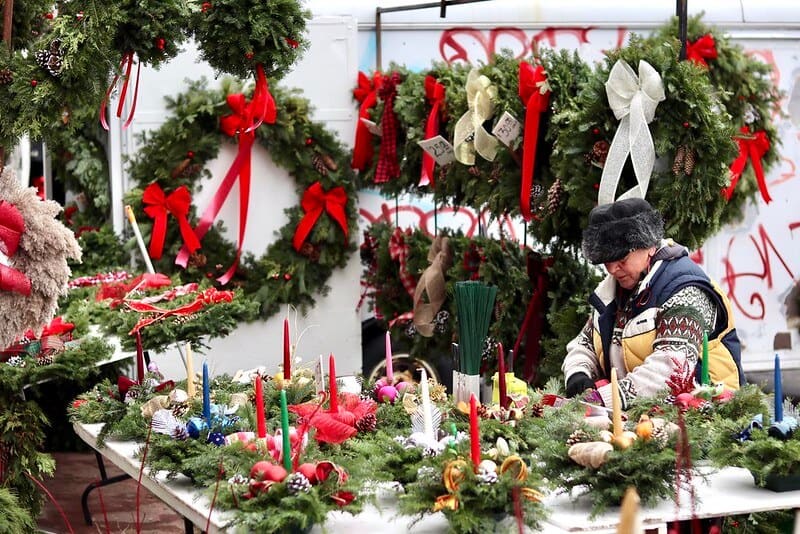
[
  {"x1": 597, "y1": 60, "x2": 666, "y2": 205},
  {"x1": 453, "y1": 68, "x2": 500, "y2": 165}
]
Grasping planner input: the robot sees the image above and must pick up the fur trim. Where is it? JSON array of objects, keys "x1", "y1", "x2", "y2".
[{"x1": 582, "y1": 198, "x2": 663, "y2": 265}]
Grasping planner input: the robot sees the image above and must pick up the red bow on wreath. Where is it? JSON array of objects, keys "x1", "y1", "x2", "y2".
[
  {"x1": 518, "y1": 62, "x2": 550, "y2": 221},
  {"x1": 127, "y1": 287, "x2": 235, "y2": 334},
  {"x1": 686, "y1": 34, "x2": 718, "y2": 67},
  {"x1": 292, "y1": 182, "x2": 349, "y2": 252},
  {"x1": 420, "y1": 75, "x2": 446, "y2": 187},
  {"x1": 0, "y1": 201, "x2": 32, "y2": 296},
  {"x1": 175, "y1": 64, "x2": 277, "y2": 284},
  {"x1": 722, "y1": 126, "x2": 772, "y2": 204},
  {"x1": 375, "y1": 72, "x2": 402, "y2": 184},
  {"x1": 351, "y1": 71, "x2": 384, "y2": 171},
  {"x1": 142, "y1": 183, "x2": 200, "y2": 260}
]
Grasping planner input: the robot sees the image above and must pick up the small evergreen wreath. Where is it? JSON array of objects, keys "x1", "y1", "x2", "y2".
[
  {"x1": 124, "y1": 78, "x2": 357, "y2": 319},
  {"x1": 190, "y1": 0, "x2": 310, "y2": 79}
]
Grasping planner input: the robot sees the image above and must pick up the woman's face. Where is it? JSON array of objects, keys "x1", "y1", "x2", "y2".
[{"x1": 603, "y1": 247, "x2": 656, "y2": 290}]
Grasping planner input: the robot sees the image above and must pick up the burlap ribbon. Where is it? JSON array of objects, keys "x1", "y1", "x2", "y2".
[
  {"x1": 413, "y1": 235, "x2": 453, "y2": 337},
  {"x1": 453, "y1": 69, "x2": 500, "y2": 165},
  {"x1": 598, "y1": 60, "x2": 665, "y2": 205}
]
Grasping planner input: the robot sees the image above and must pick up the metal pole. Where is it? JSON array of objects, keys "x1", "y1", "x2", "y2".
[{"x1": 677, "y1": 0, "x2": 688, "y2": 60}]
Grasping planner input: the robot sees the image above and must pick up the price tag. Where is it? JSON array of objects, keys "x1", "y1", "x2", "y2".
[
  {"x1": 417, "y1": 135, "x2": 456, "y2": 166},
  {"x1": 360, "y1": 118, "x2": 382, "y2": 137},
  {"x1": 314, "y1": 355, "x2": 325, "y2": 393},
  {"x1": 491, "y1": 111, "x2": 522, "y2": 147}
]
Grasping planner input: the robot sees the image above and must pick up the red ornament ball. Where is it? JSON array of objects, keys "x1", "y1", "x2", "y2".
[
  {"x1": 30, "y1": 80, "x2": 38, "y2": 87},
  {"x1": 305, "y1": 138, "x2": 313, "y2": 146},
  {"x1": 250, "y1": 461, "x2": 287, "y2": 483},
  {"x1": 44, "y1": 12, "x2": 54, "y2": 20},
  {"x1": 187, "y1": 151, "x2": 195, "y2": 159},
  {"x1": 683, "y1": 121, "x2": 690, "y2": 128},
  {"x1": 201, "y1": 2, "x2": 212, "y2": 12},
  {"x1": 245, "y1": 51, "x2": 255, "y2": 60},
  {"x1": 155, "y1": 38, "x2": 166, "y2": 51},
  {"x1": 297, "y1": 463, "x2": 318, "y2": 484},
  {"x1": 592, "y1": 128, "x2": 600, "y2": 135},
  {"x1": 283, "y1": 273, "x2": 292, "y2": 281},
  {"x1": 76, "y1": 12, "x2": 84, "y2": 20}
]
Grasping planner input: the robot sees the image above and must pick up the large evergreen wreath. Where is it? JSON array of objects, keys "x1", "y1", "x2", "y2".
[{"x1": 123, "y1": 78, "x2": 358, "y2": 319}]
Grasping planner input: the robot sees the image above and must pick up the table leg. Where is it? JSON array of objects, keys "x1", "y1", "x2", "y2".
[{"x1": 80, "y1": 451, "x2": 132, "y2": 525}]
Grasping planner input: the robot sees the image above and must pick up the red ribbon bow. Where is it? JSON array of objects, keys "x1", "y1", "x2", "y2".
[
  {"x1": 351, "y1": 71, "x2": 384, "y2": 171},
  {"x1": 420, "y1": 75, "x2": 446, "y2": 187},
  {"x1": 127, "y1": 287, "x2": 235, "y2": 334},
  {"x1": 723, "y1": 126, "x2": 772, "y2": 204},
  {"x1": 375, "y1": 72, "x2": 402, "y2": 184},
  {"x1": 175, "y1": 64, "x2": 277, "y2": 284},
  {"x1": 686, "y1": 34, "x2": 718, "y2": 67},
  {"x1": 292, "y1": 182, "x2": 349, "y2": 252},
  {"x1": 142, "y1": 183, "x2": 200, "y2": 260},
  {"x1": 0, "y1": 201, "x2": 32, "y2": 296},
  {"x1": 518, "y1": 62, "x2": 551, "y2": 221}
]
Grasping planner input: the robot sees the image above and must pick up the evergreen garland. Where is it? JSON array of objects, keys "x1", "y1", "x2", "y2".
[
  {"x1": 123, "y1": 77, "x2": 358, "y2": 319},
  {"x1": 6, "y1": 0, "x2": 52, "y2": 51},
  {"x1": 0, "y1": 487, "x2": 37, "y2": 533}
]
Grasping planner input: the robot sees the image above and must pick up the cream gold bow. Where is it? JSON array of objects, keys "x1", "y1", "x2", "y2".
[
  {"x1": 453, "y1": 69, "x2": 500, "y2": 165},
  {"x1": 598, "y1": 60, "x2": 665, "y2": 205}
]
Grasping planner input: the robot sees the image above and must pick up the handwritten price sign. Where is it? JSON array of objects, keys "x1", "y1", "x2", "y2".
[
  {"x1": 418, "y1": 135, "x2": 456, "y2": 166},
  {"x1": 491, "y1": 111, "x2": 522, "y2": 147}
]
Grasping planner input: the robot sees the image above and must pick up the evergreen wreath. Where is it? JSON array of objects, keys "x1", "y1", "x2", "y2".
[
  {"x1": 190, "y1": 0, "x2": 310, "y2": 80},
  {"x1": 0, "y1": 0, "x2": 191, "y2": 149},
  {"x1": 123, "y1": 77, "x2": 357, "y2": 319}
]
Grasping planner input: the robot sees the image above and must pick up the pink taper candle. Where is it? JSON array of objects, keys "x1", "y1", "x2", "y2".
[
  {"x1": 328, "y1": 353, "x2": 338, "y2": 413},
  {"x1": 254, "y1": 375, "x2": 266, "y2": 439},
  {"x1": 469, "y1": 393, "x2": 481, "y2": 470},
  {"x1": 283, "y1": 318, "x2": 291, "y2": 380},
  {"x1": 498, "y1": 343, "x2": 507, "y2": 408},
  {"x1": 385, "y1": 331, "x2": 394, "y2": 383}
]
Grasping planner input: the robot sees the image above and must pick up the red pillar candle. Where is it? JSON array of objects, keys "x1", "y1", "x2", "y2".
[
  {"x1": 254, "y1": 375, "x2": 267, "y2": 439},
  {"x1": 498, "y1": 342, "x2": 507, "y2": 408},
  {"x1": 328, "y1": 353, "x2": 338, "y2": 413},
  {"x1": 469, "y1": 393, "x2": 481, "y2": 469},
  {"x1": 283, "y1": 318, "x2": 291, "y2": 380}
]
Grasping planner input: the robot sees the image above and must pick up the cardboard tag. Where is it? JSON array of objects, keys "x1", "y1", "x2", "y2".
[
  {"x1": 417, "y1": 135, "x2": 456, "y2": 166},
  {"x1": 491, "y1": 111, "x2": 522, "y2": 147},
  {"x1": 314, "y1": 355, "x2": 325, "y2": 393},
  {"x1": 360, "y1": 118, "x2": 382, "y2": 137}
]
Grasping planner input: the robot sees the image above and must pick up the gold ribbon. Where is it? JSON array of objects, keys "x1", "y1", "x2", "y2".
[
  {"x1": 453, "y1": 69, "x2": 500, "y2": 165},
  {"x1": 433, "y1": 459, "x2": 468, "y2": 511},
  {"x1": 413, "y1": 235, "x2": 453, "y2": 337},
  {"x1": 598, "y1": 60, "x2": 665, "y2": 205}
]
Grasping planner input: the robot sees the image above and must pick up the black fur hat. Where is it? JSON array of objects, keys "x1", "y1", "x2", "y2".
[{"x1": 582, "y1": 198, "x2": 664, "y2": 265}]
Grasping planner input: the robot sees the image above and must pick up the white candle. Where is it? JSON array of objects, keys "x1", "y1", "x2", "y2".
[
  {"x1": 125, "y1": 205, "x2": 155, "y2": 274},
  {"x1": 419, "y1": 368, "x2": 434, "y2": 440},
  {"x1": 611, "y1": 368, "x2": 622, "y2": 438},
  {"x1": 185, "y1": 342, "x2": 195, "y2": 398}
]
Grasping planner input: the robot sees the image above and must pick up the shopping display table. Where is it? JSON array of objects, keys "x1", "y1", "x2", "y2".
[{"x1": 74, "y1": 422, "x2": 800, "y2": 533}]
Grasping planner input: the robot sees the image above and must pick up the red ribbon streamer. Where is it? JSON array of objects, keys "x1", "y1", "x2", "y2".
[
  {"x1": 388, "y1": 227, "x2": 416, "y2": 298},
  {"x1": 513, "y1": 254, "x2": 553, "y2": 383},
  {"x1": 351, "y1": 71, "x2": 383, "y2": 171},
  {"x1": 142, "y1": 183, "x2": 200, "y2": 260},
  {"x1": 175, "y1": 64, "x2": 276, "y2": 284},
  {"x1": 127, "y1": 287, "x2": 235, "y2": 334},
  {"x1": 0, "y1": 201, "x2": 32, "y2": 295},
  {"x1": 374, "y1": 72, "x2": 402, "y2": 184},
  {"x1": 722, "y1": 126, "x2": 772, "y2": 204},
  {"x1": 100, "y1": 51, "x2": 141, "y2": 130},
  {"x1": 518, "y1": 62, "x2": 551, "y2": 221},
  {"x1": 292, "y1": 182, "x2": 349, "y2": 252},
  {"x1": 686, "y1": 34, "x2": 718, "y2": 67},
  {"x1": 420, "y1": 75, "x2": 446, "y2": 187}
]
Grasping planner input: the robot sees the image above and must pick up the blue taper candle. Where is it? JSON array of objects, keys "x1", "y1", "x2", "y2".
[
  {"x1": 774, "y1": 354, "x2": 783, "y2": 422},
  {"x1": 202, "y1": 361, "x2": 211, "y2": 423}
]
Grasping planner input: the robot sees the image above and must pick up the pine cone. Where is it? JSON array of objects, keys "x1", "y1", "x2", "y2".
[
  {"x1": 36, "y1": 355, "x2": 55, "y2": 366},
  {"x1": 172, "y1": 426, "x2": 189, "y2": 441},
  {"x1": 651, "y1": 425, "x2": 669, "y2": 448},
  {"x1": 172, "y1": 402, "x2": 190, "y2": 418},
  {"x1": 566, "y1": 429, "x2": 590, "y2": 446},
  {"x1": 672, "y1": 145, "x2": 687, "y2": 176},
  {"x1": 0, "y1": 69, "x2": 13, "y2": 85},
  {"x1": 477, "y1": 468, "x2": 498, "y2": 484},
  {"x1": 320, "y1": 153, "x2": 339, "y2": 172},
  {"x1": 182, "y1": 163, "x2": 203, "y2": 178},
  {"x1": 286, "y1": 472, "x2": 312, "y2": 494},
  {"x1": 591, "y1": 140, "x2": 610, "y2": 165},
  {"x1": 6, "y1": 356, "x2": 25, "y2": 367},
  {"x1": 405, "y1": 322, "x2": 417, "y2": 337},
  {"x1": 170, "y1": 158, "x2": 192, "y2": 179},
  {"x1": 489, "y1": 164, "x2": 502, "y2": 184},
  {"x1": 547, "y1": 178, "x2": 564, "y2": 214},
  {"x1": 683, "y1": 148, "x2": 696, "y2": 176},
  {"x1": 355, "y1": 413, "x2": 377, "y2": 433},
  {"x1": 311, "y1": 153, "x2": 328, "y2": 176},
  {"x1": 433, "y1": 310, "x2": 450, "y2": 333},
  {"x1": 477, "y1": 404, "x2": 489, "y2": 419},
  {"x1": 529, "y1": 402, "x2": 544, "y2": 418},
  {"x1": 187, "y1": 251, "x2": 207, "y2": 268}
]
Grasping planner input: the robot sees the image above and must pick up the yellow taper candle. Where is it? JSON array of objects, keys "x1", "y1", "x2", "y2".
[
  {"x1": 124, "y1": 205, "x2": 155, "y2": 274},
  {"x1": 611, "y1": 368, "x2": 622, "y2": 438},
  {"x1": 185, "y1": 342, "x2": 196, "y2": 398}
]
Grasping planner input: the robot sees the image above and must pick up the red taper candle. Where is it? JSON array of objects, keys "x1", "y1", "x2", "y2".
[
  {"x1": 254, "y1": 375, "x2": 266, "y2": 439},
  {"x1": 283, "y1": 318, "x2": 291, "y2": 380},
  {"x1": 135, "y1": 330, "x2": 145, "y2": 383},
  {"x1": 328, "y1": 353, "x2": 338, "y2": 413},
  {"x1": 469, "y1": 393, "x2": 481, "y2": 469}
]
